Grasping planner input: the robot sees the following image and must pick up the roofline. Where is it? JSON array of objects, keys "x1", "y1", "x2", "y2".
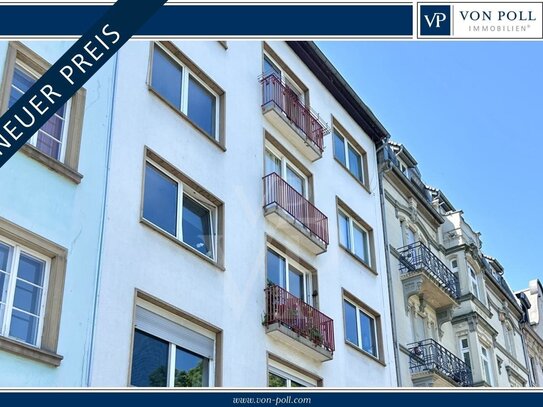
[{"x1": 288, "y1": 41, "x2": 389, "y2": 145}]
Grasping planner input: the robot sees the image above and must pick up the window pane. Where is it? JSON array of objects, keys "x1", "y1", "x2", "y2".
[
  {"x1": 290, "y1": 380, "x2": 305, "y2": 388},
  {"x1": 344, "y1": 300, "x2": 358, "y2": 346},
  {"x1": 353, "y1": 224, "x2": 369, "y2": 264},
  {"x1": 263, "y1": 56, "x2": 281, "y2": 78},
  {"x1": 338, "y1": 212, "x2": 350, "y2": 249},
  {"x1": 151, "y1": 46, "x2": 182, "y2": 108},
  {"x1": 288, "y1": 266, "x2": 304, "y2": 300},
  {"x1": 264, "y1": 150, "x2": 281, "y2": 176},
  {"x1": 41, "y1": 114, "x2": 65, "y2": 141},
  {"x1": 360, "y1": 312, "x2": 377, "y2": 356},
  {"x1": 266, "y1": 249, "x2": 285, "y2": 288},
  {"x1": 12, "y1": 66, "x2": 35, "y2": 93},
  {"x1": 17, "y1": 253, "x2": 45, "y2": 286},
  {"x1": 347, "y1": 145, "x2": 363, "y2": 182},
  {"x1": 174, "y1": 346, "x2": 208, "y2": 387},
  {"x1": 182, "y1": 195, "x2": 213, "y2": 258},
  {"x1": 130, "y1": 329, "x2": 169, "y2": 387},
  {"x1": 143, "y1": 164, "x2": 178, "y2": 236},
  {"x1": 9, "y1": 309, "x2": 39, "y2": 345},
  {"x1": 13, "y1": 280, "x2": 42, "y2": 315},
  {"x1": 0, "y1": 271, "x2": 8, "y2": 304},
  {"x1": 333, "y1": 131, "x2": 346, "y2": 165},
  {"x1": 0, "y1": 243, "x2": 10, "y2": 271},
  {"x1": 269, "y1": 372, "x2": 287, "y2": 387},
  {"x1": 464, "y1": 352, "x2": 471, "y2": 369},
  {"x1": 188, "y1": 76, "x2": 216, "y2": 138},
  {"x1": 286, "y1": 165, "x2": 304, "y2": 196},
  {"x1": 36, "y1": 131, "x2": 61, "y2": 160}
]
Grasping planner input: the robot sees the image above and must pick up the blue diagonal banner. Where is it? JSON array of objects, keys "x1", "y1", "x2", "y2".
[{"x1": 0, "y1": 0, "x2": 168, "y2": 168}]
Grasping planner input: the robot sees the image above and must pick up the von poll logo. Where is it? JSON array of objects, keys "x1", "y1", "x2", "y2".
[{"x1": 420, "y1": 5, "x2": 451, "y2": 36}]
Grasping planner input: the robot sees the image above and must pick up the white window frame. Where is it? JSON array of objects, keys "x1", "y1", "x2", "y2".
[
  {"x1": 344, "y1": 298, "x2": 379, "y2": 358},
  {"x1": 332, "y1": 128, "x2": 365, "y2": 184},
  {"x1": 132, "y1": 301, "x2": 216, "y2": 387},
  {"x1": 459, "y1": 335, "x2": 471, "y2": 368},
  {"x1": 0, "y1": 236, "x2": 51, "y2": 348},
  {"x1": 265, "y1": 144, "x2": 308, "y2": 198},
  {"x1": 266, "y1": 245, "x2": 312, "y2": 305},
  {"x1": 151, "y1": 43, "x2": 220, "y2": 141},
  {"x1": 480, "y1": 344, "x2": 494, "y2": 386},
  {"x1": 338, "y1": 208, "x2": 371, "y2": 266},
  {"x1": 10, "y1": 60, "x2": 71, "y2": 163},
  {"x1": 263, "y1": 52, "x2": 305, "y2": 104},
  {"x1": 469, "y1": 266, "x2": 480, "y2": 299},
  {"x1": 143, "y1": 160, "x2": 218, "y2": 261},
  {"x1": 268, "y1": 360, "x2": 316, "y2": 387},
  {"x1": 450, "y1": 257, "x2": 459, "y2": 273}
]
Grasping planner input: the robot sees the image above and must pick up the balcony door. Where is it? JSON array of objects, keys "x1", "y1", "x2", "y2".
[
  {"x1": 265, "y1": 148, "x2": 308, "y2": 198},
  {"x1": 266, "y1": 247, "x2": 311, "y2": 305}
]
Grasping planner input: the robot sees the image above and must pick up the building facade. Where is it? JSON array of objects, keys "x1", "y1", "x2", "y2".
[
  {"x1": 517, "y1": 280, "x2": 543, "y2": 386},
  {"x1": 87, "y1": 41, "x2": 398, "y2": 387},
  {"x1": 0, "y1": 41, "x2": 116, "y2": 385},
  {"x1": 380, "y1": 141, "x2": 530, "y2": 387}
]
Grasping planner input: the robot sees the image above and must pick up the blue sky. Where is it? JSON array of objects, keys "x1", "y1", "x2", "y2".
[{"x1": 317, "y1": 41, "x2": 542, "y2": 291}]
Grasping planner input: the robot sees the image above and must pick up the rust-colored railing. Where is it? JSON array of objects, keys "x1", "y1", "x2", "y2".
[
  {"x1": 264, "y1": 284, "x2": 335, "y2": 353},
  {"x1": 263, "y1": 172, "x2": 329, "y2": 246},
  {"x1": 260, "y1": 73, "x2": 328, "y2": 153}
]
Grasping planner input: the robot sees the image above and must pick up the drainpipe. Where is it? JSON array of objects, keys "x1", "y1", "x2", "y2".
[
  {"x1": 520, "y1": 326, "x2": 534, "y2": 387},
  {"x1": 376, "y1": 139, "x2": 402, "y2": 387},
  {"x1": 85, "y1": 52, "x2": 119, "y2": 387}
]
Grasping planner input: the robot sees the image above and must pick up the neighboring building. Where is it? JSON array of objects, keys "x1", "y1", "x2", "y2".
[
  {"x1": 379, "y1": 141, "x2": 471, "y2": 387},
  {"x1": 0, "y1": 41, "x2": 115, "y2": 385},
  {"x1": 380, "y1": 141, "x2": 530, "y2": 388},
  {"x1": 517, "y1": 280, "x2": 543, "y2": 386},
  {"x1": 88, "y1": 41, "x2": 398, "y2": 387}
]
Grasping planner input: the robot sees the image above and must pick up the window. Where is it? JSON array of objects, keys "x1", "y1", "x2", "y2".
[
  {"x1": 469, "y1": 266, "x2": 480, "y2": 299},
  {"x1": 141, "y1": 150, "x2": 223, "y2": 265},
  {"x1": 0, "y1": 241, "x2": 48, "y2": 347},
  {"x1": 130, "y1": 304, "x2": 216, "y2": 387},
  {"x1": 333, "y1": 128, "x2": 366, "y2": 184},
  {"x1": 143, "y1": 162, "x2": 216, "y2": 259},
  {"x1": 150, "y1": 43, "x2": 222, "y2": 142},
  {"x1": 343, "y1": 296, "x2": 381, "y2": 359},
  {"x1": 503, "y1": 323, "x2": 516, "y2": 357},
  {"x1": 450, "y1": 258, "x2": 459, "y2": 273},
  {"x1": 481, "y1": 345, "x2": 494, "y2": 385},
  {"x1": 405, "y1": 227, "x2": 416, "y2": 246},
  {"x1": 0, "y1": 217, "x2": 67, "y2": 366},
  {"x1": 266, "y1": 247, "x2": 312, "y2": 304},
  {"x1": 265, "y1": 145, "x2": 308, "y2": 198},
  {"x1": 0, "y1": 42, "x2": 86, "y2": 182},
  {"x1": 262, "y1": 53, "x2": 305, "y2": 104},
  {"x1": 338, "y1": 208, "x2": 372, "y2": 266},
  {"x1": 459, "y1": 336, "x2": 471, "y2": 369}
]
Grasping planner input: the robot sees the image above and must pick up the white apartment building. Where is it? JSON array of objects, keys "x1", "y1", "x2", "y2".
[
  {"x1": 380, "y1": 141, "x2": 529, "y2": 387},
  {"x1": 88, "y1": 41, "x2": 397, "y2": 387}
]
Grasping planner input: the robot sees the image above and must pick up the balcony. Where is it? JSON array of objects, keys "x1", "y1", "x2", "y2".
[
  {"x1": 260, "y1": 73, "x2": 329, "y2": 162},
  {"x1": 263, "y1": 284, "x2": 334, "y2": 362},
  {"x1": 398, "y1": 242, "x2": 459, "y2": 309},
  {"x1": 263, "y1": 172, "x2": 328, "y2": 255},
  {"x1": 408, "y1": 339, "x2": 473, "y2": 387}
]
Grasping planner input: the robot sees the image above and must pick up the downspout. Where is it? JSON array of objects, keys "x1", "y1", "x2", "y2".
[
  {"x1": 377, "y1": 138, "x2": 402, "y2": 387},
  {"x1": 85, "y1": 52, "x2": 119, "y2": 386},
  {"x1": 520, "y1": 325, "x2": 534, "y2": 387}
]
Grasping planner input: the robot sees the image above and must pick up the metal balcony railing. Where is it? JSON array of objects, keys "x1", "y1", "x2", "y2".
[
  {"x1": 398, "y1": 242, "x2": 459, "y2": 299},
  {"x1": 264, "y1": 284, "x2": 335, "y2": 353},
  {"x1": 263, "y1": 172, "x2": 329, "y2": 246},
  {"x1": 408, "y1": 339, "x2": 473, "y2": 387},
  {"x1": 260, "y1": 73, "x2": 328, "y2": 153}
]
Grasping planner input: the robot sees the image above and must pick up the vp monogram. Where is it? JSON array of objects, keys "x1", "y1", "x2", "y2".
[
  {"x1": 424, "y1": 12, "x2": 447, "y2": 28},
  {"x1": 420, "y1": 5, "x2": 451, "y2": 35}
]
